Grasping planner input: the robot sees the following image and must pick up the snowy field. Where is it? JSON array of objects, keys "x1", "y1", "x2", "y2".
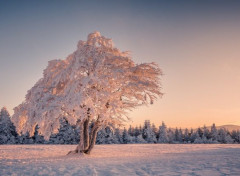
[{"x1": 0, "y1": 144, "x2": 240, "y2": 176}]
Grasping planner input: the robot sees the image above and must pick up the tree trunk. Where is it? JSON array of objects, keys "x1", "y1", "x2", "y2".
[
  {"x1": 68, "y1": 117, "x2": 100, "y2": 155},
  {"x1": 83, "y1": 118, "x2": 90, "y2": 150},
  {"x1": 76, "y1": 121, "x2": 85, "y2": 153},
  {"x1": 85, "y1": 125, "x2": 99, "y2": 154}
]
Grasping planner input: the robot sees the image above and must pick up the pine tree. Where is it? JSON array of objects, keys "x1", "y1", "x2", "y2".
[
  {"x1": 174, "y1": 128, "x2": 183, "y2": 143},
  {"x1": 122, "y1": 128, "x2": 132, "y2": 144},
  {"x1": 0, "y1": 107, "x2": 18, "y2": 144},
  {"x1": 49, "y1": 118, "x2": 78, "y2": 144},
  {"x1": 189, "y1": 129, "x2": 197, "y2": 143},
  {"x1": 142, "y1": 120, "x2": 157, "y2": 143},
  {"x1": 203, "y1": 125, "x2": 210, "y2": 140},
  {"x1": 210, "y1": 123, "x2": 218, "y2": 142},
  {"x1": 151, "y1": 123, "x2": 158, "y2": 138},
  {"x1": 128, "y1": 125, "x2": 134, "y2": 136},
  {"x1": 32, "y1": 125, "x2": 45, "y2": 144},
  {"x1": 183, "y1": 128, "x2": 190, "y2": 143},
  {"x1": 231, "y1": 130, "x2": 240, "y2": 143},
  {"x1": 96, "y1": 128, "x2": 107, "y2": 144},
  {"x1": 167, "y1": 129, "x2": 175, "y2": 143},
  {"x1": 112, "y1": 127, "x2": 122, "y2": 144},
  {"x1": 134, "y1": 126, "x2": 141, "y2": 137},
  {"x1": 218, "y1": 128, "x2": 233, "y2": 144},
  {"x1": 158, "y1": 121, "x2": 168, "y2": 143}
]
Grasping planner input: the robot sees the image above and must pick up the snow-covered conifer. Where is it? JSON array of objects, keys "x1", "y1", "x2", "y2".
[
  {"x1": 0, "y1": 107, "x2": 18, "y2": 144},
  {"x1": 210, "y1": 123, "x2": 218, "y2": 141},
  {"x1": 134, "y1": 126, "x2": 141, "y2": 137},
  {"x1": 49, "y1": 118, "x2": 77, "y2": 144},
  {"x1": 167, "y1": 129, "x2": 175, "y2": 143},
  {"x1": 32, "y1": 125, "x2": 45, "y2": 144},
  {"x1": 174, "y1": 128, "x2": 183, "y2": 143},
  {"x1": 142, "y1": 120, "x2": 157, "y2": 143},
  {"x1": 122, "y1": 128, "x2": 132, "y2": 144},
  {"x1": 112, "y1": 128, "x2": 122, "y2": 144},
  {"x1": 218, "y1": 128, "x2": 233, "y2": 144},
  {"x1": 183, "y1": 128, "x2": 190, "y2": 143},
  {"x1": 128, "y1": 125, "x2": 134, "y2": 136},
  {"x1": 158, "y1": 121, "x2": 168, "y2": 143},
  {"x1": 231, "y1": 130, "x2": 240, "y2": 143}
]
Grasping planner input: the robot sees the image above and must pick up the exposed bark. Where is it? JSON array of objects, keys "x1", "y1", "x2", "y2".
[
  {"x1": 83, "y1": 109, "x2": 90, "y2": 150},
  {"x1": 68, "y1": 117, "x2": 100, "y2": 155},
  {"x1": 85, "y1": 125, "x2": 99, "y2": 154},
  {"x1": 77, "y1": 121, "x2": 85, "y2": 153}
]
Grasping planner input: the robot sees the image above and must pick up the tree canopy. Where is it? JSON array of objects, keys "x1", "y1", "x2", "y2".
[{"x1": 12, "y1": 32, "x2": 162, "y2": 154}]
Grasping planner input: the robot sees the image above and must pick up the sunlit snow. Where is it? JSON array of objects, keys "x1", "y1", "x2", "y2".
[{"x1": 1, "y1": 144, "x2": 240, "y2": 175}]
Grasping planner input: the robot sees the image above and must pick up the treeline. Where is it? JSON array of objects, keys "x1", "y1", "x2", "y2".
[{"x1": 1, "y1": 107, "x2": 240, "y2": 144}]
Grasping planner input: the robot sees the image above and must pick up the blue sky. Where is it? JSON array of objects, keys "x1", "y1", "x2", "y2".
[{"x1": 1, "y1": 0, "x2": 240, "y2": 128}]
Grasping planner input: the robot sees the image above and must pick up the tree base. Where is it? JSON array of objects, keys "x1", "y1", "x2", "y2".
[{"x1": 67, "y1": 150, "x2": 89, "y2": 156}]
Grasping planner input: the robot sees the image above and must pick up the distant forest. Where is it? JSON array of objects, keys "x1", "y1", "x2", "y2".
[{"x1": 1, "y1": 107, "x2": 240, "y2": 144}]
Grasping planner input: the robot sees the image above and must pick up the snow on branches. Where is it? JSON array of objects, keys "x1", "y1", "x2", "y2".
[{"x1": 12, "y1": 32, "x2": 163, "y2": 145}]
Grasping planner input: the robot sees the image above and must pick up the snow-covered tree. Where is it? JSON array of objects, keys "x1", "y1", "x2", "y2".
[
  {"x1": 194, "y1": 132, "x2": 203, "y2": 144},
  {"x1": 189, "y1": 129, "x2": 197, "y2": 143},
  {"x1": 183, "y1": 128, "x2": 190, "y2": 143},
  {"x1": 210, "y1": 123, "x2": 218, "y2": 142},
  {"x1": 112, "y1": 128, "x2": 122, "y2": 144},
  {"x1": 202, "y1": 125, "x2": 210, "y2": 140},
  {"x1": 167, "y1": 129, "x2": 175, "y2": 143},
  {"x1": 151, "y1": 123, "x2": 158, "y2": 138},
  {"x1": 0, "y1": 107, "x2": 18, "y2": 144},
  {"x1": 96, "y1": 127, "x2": 115, "y2": 144},
  {"x1": 32, "y1": 125, "x2": 45, "y2": 144},
  {"x1": 158, "y1": 121, "x2": 168, "y2": 143},
  {"x1": 231, "y1": 130, "x2": 240, "y2": 143},
  {"x1": 217, "y1": 128, "x2": 233, "y2": 144},
  {"x1": 12, "y1": 32, "x2": 162, "y2": 154},
  {"x1": 122, "y1": 127, "x2": 132, "y2": 144},
  {"x1": 142, "y1": 120, "x2": 157, "y2": 143},
  {"x1": 134, "y1": 126, "x2": 141, "y2": 137},
  {"x1": 49, "y1": 118, "x2": 78, "y2": 144},
  {"x1": 135, "y1": 134, "x2": 147, "y2": 143},
  {"x1": 174, "y1": 128, "x2": 183, "y2": 143},
  {"x1": 128, "y1": 125, "x2": 134, "y2": 136}
]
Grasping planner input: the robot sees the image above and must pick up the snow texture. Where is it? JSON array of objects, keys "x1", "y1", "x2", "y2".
[
  {"x1": 1, "y1": 144, "x2": 240, "y2": 176},
  {"x1": 12, "y1": 32, "x2": 162, "y2": 140}
]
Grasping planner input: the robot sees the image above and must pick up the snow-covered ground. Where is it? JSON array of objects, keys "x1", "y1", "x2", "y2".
[{"x1": 0, "y1": 144, "x2": 240, "y2": 176}]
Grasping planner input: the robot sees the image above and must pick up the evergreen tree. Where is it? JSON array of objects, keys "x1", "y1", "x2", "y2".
[
  {"x1": 142, "y1": 120, "x2": 157, "y2": 143},
  {"x1": 158, "y1": 121, "x2": 168, "y2": 143},
  {"x1": 32, "y1": 125, "x2": 45, "y2": 144},
  {"x1": 218, "y1": 128, "x2": 233, "y2": 144},
  {"x1": 189, "y1": 129, "x2": 197, "y2": 143},
  {"x1": 167, "y1": 129, "x2": 175, "y2": 143},
  {"x1": 183, "y1": 128, "x2": 190, "y2": 143},
  {"x1": 112, "y1": 128, "x2": 122, "y2": 144},
  {"x1": 122, "y1": 128, "x2": 132, "y2": 144},
  {"x1": 231, "y1": 130, "x2": 240, "y2": 143},
  {"x1": 135, "y1": 134, "x2": 147, "y2": 143},
  {"x1": 174, "y1": 128, "x2": 183, "y2": 143},
  {"x1": 210, "y1": 123, "x2": 218, "y2": 141},
  {"x1": 194, "y1": 132, "x2": 203, "y2": 144},
  {"x1": 96, "y1": 127, "x2": 114, "y2": 144},
  {"x1": 0, "y1": 107, "x2": 18, "y2": 144},
  {"x1": 134, "y1": 126, "x2": 141, "y2": 137},
  {"x1": 151, "y1": 123, "x2": 158, "y2": 139},
  {"x1": 128, "y1": 125, "x2": 134, "y2": 136},
  {"x1": 49, "y1": 118, "x2": 78, "y2": 144},
  {"x1": 203, "y1": 125, "x2": 210, "y2": 140}
]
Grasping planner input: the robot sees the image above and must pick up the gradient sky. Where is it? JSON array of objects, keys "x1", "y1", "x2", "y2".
[{"x1": 1, "y1": 0, "x2": 240, "y2": 128}]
